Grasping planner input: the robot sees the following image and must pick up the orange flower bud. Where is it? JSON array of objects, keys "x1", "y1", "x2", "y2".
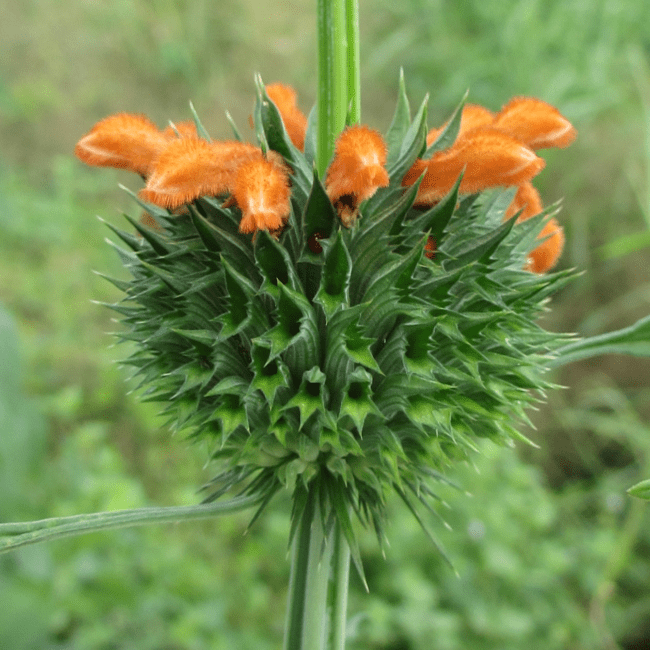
[
  {"x1": 528, "y1": 217, "x2": 564, "y2": 273},
  {"x1": 325, "y1": 126, "x2": 389, "y2": 225},
  {"x1": 493, "y1": 97, "x2": 577, "y2": 150},
  {"x1": 234, "y1": 157, "x2": 292, "y2": 234},
  {"x1": 75, "y1": 113, "x2": 169, "y2": 177},
  {"x1": 404, "y1": 128, "x2": 545, "y2": 205},
  {"x1": 505, "y1": 181, "x2": 543, "y2": 222},
  {"x1": 266, "y1": 83, "x2": 308, "y2": 151},
  {"x1": 426, "y1": 103, "x2": 495, "y2": 147},
  {"x1": 140, "y1": 139, "x2": 262, "y2": 209}
]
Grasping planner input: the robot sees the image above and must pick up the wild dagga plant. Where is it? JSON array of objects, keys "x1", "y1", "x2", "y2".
[{"x1": 6, "y1": 1, "x2": 650, "y2": 648}]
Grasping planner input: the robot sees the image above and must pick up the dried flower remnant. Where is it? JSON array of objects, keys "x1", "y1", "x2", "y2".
[
  {"x1": 404, "y1": 128, "x2": 545, "y2": 205},
  {"x1": 75, "y1": 113, "x2": 170, "y2": 178},
  {"x1": 139, "y1": 139, "x2": 263, "y2": 209},
  {"x1": 493, "y1": 97, "x2": 577, "y2": 150},
  {"x1": 325, "y1": 125, "x2": 389, "y2": 226},
  {"x1": 266, "y1": 83, "x2": 308, "y2": 151},
  {"x1": 234, "y1": 157, "x2": 292, "y2": 234}
]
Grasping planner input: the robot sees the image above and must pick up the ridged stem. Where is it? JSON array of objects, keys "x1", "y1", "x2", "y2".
[{"x1": 328, "y1": 521, "x2": 351, "y2": 650}]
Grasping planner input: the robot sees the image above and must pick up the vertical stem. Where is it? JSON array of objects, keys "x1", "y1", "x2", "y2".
[
  {"x1": 327, "y1": 522, "x2": 351, "y2": 650},
  {"x1": 316, "y1": 0, "x2": 348, "y2": 177},
  {"x1": 284, "y1": 488, "x2": 332, "y2": 650},
  {"x1": 345, "y1": 0, "x2": 361, "y2": 125}
]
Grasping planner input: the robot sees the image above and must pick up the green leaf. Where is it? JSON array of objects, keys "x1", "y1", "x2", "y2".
[
  {"x1": 189, "y1": 100, "x2": 212, "y2": 141},
  {"x1": 250, "y1": 344, "x2": 291, "y2": 405},
  {"x1": 224, "y1": 110, "x2": 243, "y2": 141},
  {"x1": 339, "y1": 368, "x2": 383, "y2": 432},
  {"x1": 387, "y1": 93, "x2": 428, "y2": 185},
  {"x1": 385, "y1": 68, "x2": 412, "y2": 169},
  {"x1": 551, "y1": 314, "x2": 650, "y2": 365},
  {"x1": 282, "y1": 367, "x2": 328, "y2": 428},
  {"x1": 314, "y1": 230, "x2": 352, "y2": 318},
  {"x1": 122, "y1": 213, "x2": 172, "y2": 256},
  {"x1": 628, "y1": 479, "x2": 650, "y2": 500},
  {"x1": 423, "y1": 89, "x2": 468, "y2": 158},
  {"x1": 301, "y1": 170, "x2": 338, "y2": 258},
  {"x1": 255, "y1": 229, "x2": 303, "y2": 299}
]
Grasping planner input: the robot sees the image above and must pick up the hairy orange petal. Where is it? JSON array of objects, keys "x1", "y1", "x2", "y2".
[
  {"x1": 424, "y1": 236, "x2": 436, "y2": 260},
  {"x1": 326, "y1": 125, "x2": 389, "y2": 204},
  {"x1": 404, "y1": 128, "x2": 545, "y2": 205},
  {"x1": 266, "y1": 83, "x2": 308, "y2": 151},
  {"x1": 75, "y1": 113, "x2": 169, "y2": 177},
  {"x1": 528, "y1": 217, "x2": 564, "y2": 273},
  {"x1": 162, "y1": 121, "x2": 199, "y2": 140},
  {"x1": 505, "y1": 181, "x2": 543, "y2": 222},
  {"x1": 493, "y1": 97, "x2": 577, "y2": 150},
  {"x1": 234, "y1": 157, "x2": 291, "y2": 234},
  {"x1": 140, "y1": 139, "x2": 262, "y2": 209},
  {"x1": 426, "y1": 103, "x2": 495, "y2": 146}
]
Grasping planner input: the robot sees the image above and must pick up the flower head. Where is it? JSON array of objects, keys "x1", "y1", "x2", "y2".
[
  {"x1": 325, "y1": 125, "x2": 389, "y2": 225},
  {"x1": 75, "y1": 113, "x2": 170, "y2": 177}
]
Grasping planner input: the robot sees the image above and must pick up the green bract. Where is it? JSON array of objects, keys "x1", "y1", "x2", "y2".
[{"x1": 103, "y1": 80, "x2": 574, "y2": 567}]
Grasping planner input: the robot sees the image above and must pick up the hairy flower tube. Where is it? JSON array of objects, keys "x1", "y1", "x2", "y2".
[{"x1": 75, "y1": 79, "x2": 577, "y2": 563}]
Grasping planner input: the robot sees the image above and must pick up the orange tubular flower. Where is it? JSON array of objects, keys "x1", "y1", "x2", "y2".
[
  {"x1": 492, "y1": 97, "x2": 577, "y2": 150},
  {"x1": 266, "y1": 83, "x2": 308, "y2": 151},
  {"x1": 75, "y1": 113, "x2": 170, "y2": 178},
  {"x1": 528, "y1": 217, "x2": 565, "y2": 273},
  {"x1": 505, "y1": 181, "x2": 543, "y2": 222},
  {"x1": 325, "y1": 125, "x2": 390, "y2": 226},
  {"x1": 404, "y1": 128, "x2": 545, "y2": 206},
  {"x1": 426, "y1": 103, "x2": 495, "y2": 147},
  {"x1": 234, "y1": 157, "x2": 291, "y2": 234},
  {"x1": 140, "y1": 139, "x2": 263, "y2": 209}
]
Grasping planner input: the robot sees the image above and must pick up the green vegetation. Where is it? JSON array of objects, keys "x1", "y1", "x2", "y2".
[{"x1": 1, "y1": 0, "x2": 650, "y2": 647}]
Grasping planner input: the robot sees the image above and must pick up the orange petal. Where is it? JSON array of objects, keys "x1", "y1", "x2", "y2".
[
  {"x1": 326, "y1": 125, "x2": 389, "y2": 204},
  {"x1": 528, "y1": 217, "x2": 564, "y2": 273},
  {"x1": 424, "y1": 236, "x2": 436, "y2": 260},
  {"x1": 505, "y1": 181, "x2": 543, "y2": 222},
  {"x1": 234, "y1": 157, "x2": 291, "y2": 234},
  {"x1": 75, "y1": 113, "x2": 169, "y2": 177},
  {"x1": 493, "y1": 97, "x2": 577, "y2": 150},
  {"x1": 162, "y1": 121, "x2": 199, "y2": 140},
  {"x1": 266, "y1": 83, "x2": 308, "y2": 151},
  {"x1": 140, "y1": 139, "x2": 262, "y2": 209},
  {"x1": 404, "y1": 127, "x2": 545, "y2": 205},
  {"x1": 426, "y1": 103, "x2": 495, "y2": 147}
]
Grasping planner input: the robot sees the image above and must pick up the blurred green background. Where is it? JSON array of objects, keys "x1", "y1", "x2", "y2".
[{"x1": 1, "y1": 0, "x2": 650, "y2": 648}]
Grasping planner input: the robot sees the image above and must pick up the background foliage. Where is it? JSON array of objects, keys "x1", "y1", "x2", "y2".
[{"x1": 1, "y1": 0, "x2": 650, "y2": 647}]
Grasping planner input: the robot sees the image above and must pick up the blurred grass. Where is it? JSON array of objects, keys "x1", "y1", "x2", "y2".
[{"x1": 1, "y1": 0, "x2": 650, "y2": 648}]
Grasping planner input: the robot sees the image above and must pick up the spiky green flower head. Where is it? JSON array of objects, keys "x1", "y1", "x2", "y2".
[{"x1": 77, "y1": 76, "x2": 576, "y2": 562}]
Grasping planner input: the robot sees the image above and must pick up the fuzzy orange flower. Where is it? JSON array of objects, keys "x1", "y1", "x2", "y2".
[
  {"x1": 234, "y1": 157, "x2": 292, "y2": 234},
  {"x1": 527, "y1": 217, "x2": 565, "y2": 273},
  {"x1": 404, "y1": 128, "x2": 545, "y2": 205},
  {"x1": 266, "y1": 83, "x2": 308, "y2": 151},
  {"x1": 505, "y1": 181, "x2": 543, "y2": 222},
  {"x1": 492, "y1": 97, "x2": 577, "y2": 150},
  {"x1": 75, "y1": 113, "x2": 170, "y2": 178},
  {"x1": 426, "y1": 103, "x2": 495, "y2": 147},
  {"x1": 140, "y1": 139, "x2": 263, "y2": 209},
  {"x1": 325, "y1": 125, "x2": 390, "y2": 226}
]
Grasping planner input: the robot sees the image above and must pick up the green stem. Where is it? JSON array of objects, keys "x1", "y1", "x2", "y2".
[
  {"x1": 328, "y1": 522, "x2": 351, "y2": 650},
  {"x1": 316, "y1": 0, "x2": 353, "y2": 177},
  {"x1": 284, "y1": 487, "x2": 332, "y2": 650},
  {"x1": 0, "y1": 495, "x2": 261, "y2": 555},
  {"x1": 345, "y1": 0, "x2": 361, "y2": 125}
]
